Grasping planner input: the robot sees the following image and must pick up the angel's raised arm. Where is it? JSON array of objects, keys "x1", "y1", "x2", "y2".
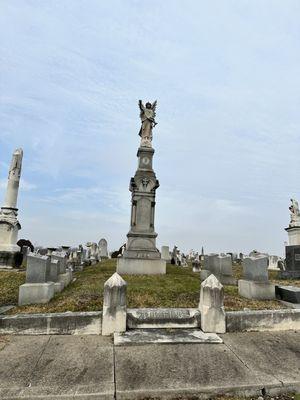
[{"x1": 138, "y1": 100, "x2": 144, "y2": 111}]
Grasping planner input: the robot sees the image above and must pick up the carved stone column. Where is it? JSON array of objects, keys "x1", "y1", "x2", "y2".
[{"x1": 117, "y1": 145, "x2": 166, "y2": 274}]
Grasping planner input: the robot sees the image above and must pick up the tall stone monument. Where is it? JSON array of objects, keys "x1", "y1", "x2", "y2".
[
  {"x1": 0, "y1": 149, "x2": 23, "y2": 268},
  {"x1": 117, "y1": 100, "x2": 166, "y2": 275},
  {"x1": 282, "y1": 198, "x2": 300, "y2": 278}
]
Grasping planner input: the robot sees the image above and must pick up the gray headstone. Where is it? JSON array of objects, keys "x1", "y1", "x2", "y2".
[
  {"x1": 242, "y1": 255, "x2": 269, "y2": 282},
  {"x1": 26, "y1": 254, "x2": 51, "y2": 283}
]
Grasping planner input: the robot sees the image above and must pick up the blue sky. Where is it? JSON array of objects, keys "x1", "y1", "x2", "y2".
[{"x1": 0, "y1": 0, "x2": 299, "y2": 255}]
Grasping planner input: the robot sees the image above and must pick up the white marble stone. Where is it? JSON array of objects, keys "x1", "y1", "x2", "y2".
[
  {"x1": 0, "y1": 149, "x2": 23, "y2": 264},
  {"x1": 102, "y1": 273, "x2": 127, "y2": 336},
  {"x1": 117, "y1": 258, "x2": 166, "y2": 275},
  {"x1": 18, "y1": 282, "x2": 54, "y2": 306},
  {"x1": 199, "y1": 274, "x2": 226, "y2": 334},
  {"x1": 161, "y1": 246, "x2": 171, "y2": 262},
  {"x1": 238, "y1": 279, "x2": 275, "y2": 300}
]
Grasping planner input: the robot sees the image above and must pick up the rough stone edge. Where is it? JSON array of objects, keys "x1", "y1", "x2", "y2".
[
  {"x1": 0, "y1": 311, "x2": 102, "y2": 335},
  {"x1": 115, "y1": 381, "x2": 300, "y2": 400}
]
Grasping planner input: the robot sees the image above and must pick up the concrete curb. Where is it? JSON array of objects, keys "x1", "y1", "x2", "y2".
[
  {"x1": 0, "y1": 308, "x2": 300, "y2": 335},
  {"x1": 226, "y1": 308, "x2": 300, "y2": 332},
  {"x1": 0, "y1": 311, "x2": 102, "y2": 335}
]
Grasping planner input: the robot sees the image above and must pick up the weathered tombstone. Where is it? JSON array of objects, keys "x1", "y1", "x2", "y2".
[
  {"x1": 200, "y1": 253, "x2": 218, "y2": 281},
  {"x1": 210, "y1": 255, "x2": 236, "y2": 285},
  {"x1": 102, "y1": 273, "x2": 127, "y2": 336},
  {"x1": 238, "y1": 255, "x2": 275, "y2": 300},
  {"x1": 49, "y1": 259, "x2": 64, "y2": 293},
  {"x1": 51, "y1": 251, "x2": 72, "y2": 287},
  {"x1": 268, "y1": 255, "x2": 280, "y2": 270},
  {"x1": 98, "y1": 238, "x2": 108, "y2": 258},
  {"x1": 18, "y1": 254, "x2": 54, "y2": 305},
  {"x1": 199, "y1": 274, "x2": 226, "y2": 333},
  {"x1": 161, "y1": 246, "x2": 171, "y2": 262}
]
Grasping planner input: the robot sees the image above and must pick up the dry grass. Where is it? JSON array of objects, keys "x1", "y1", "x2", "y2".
[{"x1": 0, "y1": 259, "x2": 299, "y2": 314}]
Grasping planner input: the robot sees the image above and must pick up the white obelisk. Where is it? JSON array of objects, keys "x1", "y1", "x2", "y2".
[{"x1": 0, "y1": 149, "x2": 23, "y2": 268}]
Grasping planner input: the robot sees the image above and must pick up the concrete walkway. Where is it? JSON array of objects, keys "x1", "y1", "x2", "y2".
[{"x1": 0, "y1": 330, "x2": 299, "y2": 399}]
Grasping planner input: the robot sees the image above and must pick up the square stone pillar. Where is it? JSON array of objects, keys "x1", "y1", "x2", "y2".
[
  {"x1": 199, "y1": 274, "x2": 226, "y2": 333},
  {"x1": 102, "y1": 273, "x2": 127, "y2": 336}
]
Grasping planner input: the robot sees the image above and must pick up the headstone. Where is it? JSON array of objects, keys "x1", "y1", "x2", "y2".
[
  {"x1": 161, "y1": 246, "x2": 171, "y2": 262},
  {"x1": 49, "y1": 259, "x2": 64, "y2": 293},
  {"x1": 199, "y1": 274, "x2": 226, "y2": 333},
  {"x1": 116, "y1": 101, "x2": 166, "y2": 275},
  {"x1": 18, "y1": 254, "x2": 54, "y2": 305},
  {"x1": 238, "y1": 255, "x2": 275, "y2": 300},
  {"x1": 209, "y1": 254, "x2": 236, "y2": 285},
  {"x1": 0, "y1": 149, "x2": 23, "y2": 268},
  {"x1": 102, "y1": 273, "x2": 127, "y2": 336},
  {"x1": 268, "y1": 255, "x2": 280, "y2": 270},
  {"x1": 98, "y1": 238, "x2": 108, "y2": 258}
]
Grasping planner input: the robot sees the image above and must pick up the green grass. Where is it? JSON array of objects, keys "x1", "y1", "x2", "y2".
[{"x1": 0, "y1": 259, "x2": 299, "y2": 314}]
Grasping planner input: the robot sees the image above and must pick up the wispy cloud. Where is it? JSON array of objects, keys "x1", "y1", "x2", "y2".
[{"x1": 0, "y1": 1, "x2": 299, "y2": 254}]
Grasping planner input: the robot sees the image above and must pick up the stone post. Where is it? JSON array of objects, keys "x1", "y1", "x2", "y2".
[
  {"x1": 102, "y1": 272, "x2": 127, "y2": 336},
  {"x1": 199, "y1": 274, "x2": 226, "y2": 333}
]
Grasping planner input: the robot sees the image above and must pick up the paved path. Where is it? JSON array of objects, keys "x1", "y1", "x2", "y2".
[{"x1": 0, "y1": 330, "x2": 299, "y2": 399}]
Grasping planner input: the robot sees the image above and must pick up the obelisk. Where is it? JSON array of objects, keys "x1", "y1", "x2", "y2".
[
  {"x1": 117, "y1": 101, "x2": 166, "y2": 275},
  {"x1": 0, "y1": 148, "x2": 23, "y2": 268}
]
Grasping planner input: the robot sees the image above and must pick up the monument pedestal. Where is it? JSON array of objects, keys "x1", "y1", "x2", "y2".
[
  {"x1": 0, "y1": 208, "x2": 22, "y2": 269},
  {"x1": 281, "y1": 243, "x2": 300, "y2": 279},
  {"x1": 117, "y1": 257, "x2": 166, "y2": 275},
  {"x1": 117, "y1": 145, "x2": 166, "y2": 275}
]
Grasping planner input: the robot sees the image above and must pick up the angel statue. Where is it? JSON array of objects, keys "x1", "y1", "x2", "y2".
[
  {"x1": 289, "y1": 198, "x2": 300, "y2": 226},
  {"x1": 138, "y1": 100, "x2": 157, "y2": 147}
]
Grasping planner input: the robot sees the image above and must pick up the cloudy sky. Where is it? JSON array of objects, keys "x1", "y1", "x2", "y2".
[{"x1": 0, "y1": 0, "x2": 299, "y2": 255}]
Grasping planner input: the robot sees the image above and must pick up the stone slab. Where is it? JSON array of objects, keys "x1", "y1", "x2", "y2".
[
  {"x1": 18, "y1": 282, "x2": 54, "y2": 306},
  {"x1": 222, "y1": 331, "x2": 300, "y2": 387},
  {"x1": 275, "y1": 285, "x2": 300, "y2": 303},
  {"x1": 117, "y1": 257, "x2": 166, "y2": 275},
  {"x1": 0, "y1": 335, "x2": 114, "y2": 399},
  {"x1": 127, "y1": 308, "x2": 200, "y2": 329},
  {"x1": 226, "y1": 309, "x2": 300, "y2": 332},
  {"x1": 115, "y1": 337, "x2": 283, "y2": 399},
  {"x1": 114, "y1": 329, "x2": 222, "y2": 345},
  {"x1": 0, "y1": 311, "x2": 102, "y2": 335},
  {"x1": 238, "y1": 279, "x2": 275, "y2": 300}
]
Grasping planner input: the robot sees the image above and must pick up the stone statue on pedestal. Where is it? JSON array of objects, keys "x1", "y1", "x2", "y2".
[
  {"x1": 289, "y1": 198, "x2": 300, "y2": 227},
  {"x1": 138, "y1": 100, "x2": 157, "y2": 148},
  {"x1": 117, "y1": 100, "x2": 165, "y2": 275}
]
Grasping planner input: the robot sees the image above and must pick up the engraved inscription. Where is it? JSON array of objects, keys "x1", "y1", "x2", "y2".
[
  {"x1": 136, "y1": 309, "x2": 190, "y2": 321},
  {"x1": 295, "y1": 254, "x2": 300, "y2": 261}
]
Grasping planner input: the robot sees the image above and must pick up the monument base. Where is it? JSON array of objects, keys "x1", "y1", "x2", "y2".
[
  {"x1": 0, "y1": 251, "x2": 23, "y2": 269},
  {"x1": 117, "y1": 257, "x2": 166, "y2": 275},
  {"x1": 18, "y1": 282, "x2": 55, "y2": 306},
  {"x1": 238, "y1": 279, "x2": 275, "y2": 300}
]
